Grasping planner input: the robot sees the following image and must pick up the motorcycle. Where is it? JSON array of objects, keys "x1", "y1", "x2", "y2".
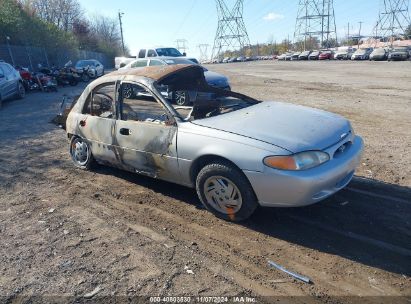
[
  {"x1": 32, "y1": 71, "x2": 58, "y2": 92},
  {"x1": 15, "y1": 66, "x2": 39, "y2": 91},
  {"x1": 40, "y1": 64, "x2": 79, "y2": 87}
]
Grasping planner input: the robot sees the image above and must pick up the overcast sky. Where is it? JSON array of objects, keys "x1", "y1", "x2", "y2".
[{"x1": 80, "y1": 0, "x2": 381, "y2": 58}]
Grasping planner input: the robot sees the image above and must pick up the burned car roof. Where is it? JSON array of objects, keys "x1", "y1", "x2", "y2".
[{"x1": 107, "y1": 64, "x2": 202, "y2": 82}]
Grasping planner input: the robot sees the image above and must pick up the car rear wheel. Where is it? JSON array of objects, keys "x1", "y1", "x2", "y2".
[
  {"x1": 196, "y1": 160, "x2": 258, "y2": 222},
  {"x1": 174, "y1": 91, "x2": 190, "y2": 106},
  {"x1": 16, "y1": 82, "x2": 25, "y2": 99},
  {"x1": 70, "y1": 137, "x2": 94, "y2": 170}
]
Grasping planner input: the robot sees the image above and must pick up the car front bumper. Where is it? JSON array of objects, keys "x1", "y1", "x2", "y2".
[{"x1": 244, "y1": 135, "x2": 364, "y2": 207}]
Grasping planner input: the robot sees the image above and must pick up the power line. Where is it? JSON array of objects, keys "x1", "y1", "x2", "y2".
[
  {"x1": 173, "y1": 0, "x2": 198, "y2": 39},
  {"x1": 211, "y1": 0, "x2": 251, "y2": 60},
  {"x1": 294, "y1": 0, "x2": 337, "y2": 50}
]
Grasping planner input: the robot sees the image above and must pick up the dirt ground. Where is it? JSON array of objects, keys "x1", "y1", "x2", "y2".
[{"x1": 0, "y1": 61, "x2": 410, "y2": 303}]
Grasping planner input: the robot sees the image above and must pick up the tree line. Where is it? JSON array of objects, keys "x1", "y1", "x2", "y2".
[{"x1": 0, "y1": 0, "x2": 127, "y2": 62}]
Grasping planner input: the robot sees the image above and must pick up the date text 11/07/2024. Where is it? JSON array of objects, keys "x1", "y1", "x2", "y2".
[{"x1": 149, "y1": 296, "x2": 257, "y2": 303}]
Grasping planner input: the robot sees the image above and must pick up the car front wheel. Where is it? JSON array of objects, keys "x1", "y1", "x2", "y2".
[
  {"x1": 196, "y1": 160, "x2": 258, "y2": 221},
  {"x1": 70, "y1": 137, "x2": 94, "y2": 170},
  {"x1": 16, "y1": 82, "x2": 25, "y2": 99}
]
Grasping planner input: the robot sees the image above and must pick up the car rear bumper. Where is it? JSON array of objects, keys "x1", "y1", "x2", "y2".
[{"x1": 244, "y1": 136, "x2": 363, "y2": 207}]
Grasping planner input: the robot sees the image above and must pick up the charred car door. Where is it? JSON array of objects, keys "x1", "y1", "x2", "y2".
[
  {"x1": 114, "y1": 81, "x2": 179, "y2": 182},
  {"x1": 76, "y1": 81, "x2": 121, "y2": 166}
]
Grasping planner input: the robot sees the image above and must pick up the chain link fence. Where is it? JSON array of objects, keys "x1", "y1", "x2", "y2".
[{"x1": 0, "y1": 44, "x2": 113, "y2": 71}]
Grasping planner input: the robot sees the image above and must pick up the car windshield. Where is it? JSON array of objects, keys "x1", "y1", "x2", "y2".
[
  {"x1": 76, "y1": 60, "x2": 95, "y2": 67},
  {"x1": 163, "y1": 58, "x2": 194, "y2": 65},
  {"x1": 156, "y1": 48, "x2": 183, "y2": 57}
]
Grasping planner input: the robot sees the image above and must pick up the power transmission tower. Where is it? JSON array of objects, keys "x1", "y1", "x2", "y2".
[
  {"x1": 211, "y1": 0, "x2": 251, "y2": 61},
  {"x1": 198, "y1": 44, "x2": 210, "y2": 62},
  {"x1": 294, "y1": 0, "x2": 337, "y2": 50},
  {"x1": 374, "y1": 0, "x2": 410, "y2": 41},
  {"x1": 175, "y1": 39, "x2": 189, "y2": 54}
]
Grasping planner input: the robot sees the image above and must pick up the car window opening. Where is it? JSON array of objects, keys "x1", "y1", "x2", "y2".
[
  {"x1": 121, "y1": 83, "x2": 170, "y2": 125},
  {"x1": 83, "y1": 83, "x2": 115, "y2": 118}
]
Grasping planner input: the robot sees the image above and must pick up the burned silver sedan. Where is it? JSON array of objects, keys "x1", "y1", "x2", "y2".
[{"x1": 66, "y1": 65, "x2": 363, "y2": 221}]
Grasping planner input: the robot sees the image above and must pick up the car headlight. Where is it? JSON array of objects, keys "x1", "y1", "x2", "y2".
[{"x1": 263, "y1": 151, "x2": 330, "y2": 171}]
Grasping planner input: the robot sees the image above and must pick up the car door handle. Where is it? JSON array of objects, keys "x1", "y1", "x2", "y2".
[{"x1": 119, "y1": 128, "x2": 131, "y2": 135}]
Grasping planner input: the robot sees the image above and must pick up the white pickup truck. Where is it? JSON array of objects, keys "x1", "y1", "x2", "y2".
[{"x1": 115, "y1": 47, "x2": 198, "y2": 69}]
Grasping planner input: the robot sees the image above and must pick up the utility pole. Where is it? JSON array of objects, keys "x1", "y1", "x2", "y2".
[
  {"x1": 211, "y1": 0, "x2": 251, "y2": 61},
  {"x1": 118, "y1": 11, "x2": 125, "y2": 56},
  {"x1": 347, "y1": 21, "x2": 350, "y2": 46},
  {"x1": 358, "y1": 21, "x2": 363, "y2": 48},
  {"x1": 5, "y1": 36, "x2": 15, "y2": 66}
]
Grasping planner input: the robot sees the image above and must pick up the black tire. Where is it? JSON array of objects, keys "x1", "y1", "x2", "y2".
[
  {"x1": 196, "y1": 160, "x2": 258, "y2": 222},
  {"x1": 16, "y1": 82, "x2": 25, "y2": 99},
  {"x1": 69, "y1": 136, "x2": 94, "y2": 170},
  {"x1": 81, "y1": 73, "x2": 90, "y2": 82},
  {"x1": 174, "y1": 90, "x2": 190, "y2": 106}
]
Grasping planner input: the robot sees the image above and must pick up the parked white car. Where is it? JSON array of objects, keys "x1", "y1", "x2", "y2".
[{"x1": 75, "y1": 60, "x2": 104, "y2": 78}]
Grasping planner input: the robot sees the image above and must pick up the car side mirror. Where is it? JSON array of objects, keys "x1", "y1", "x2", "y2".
[{"x1": 183, "y1": 52, "x2": 187, "y2": 56}]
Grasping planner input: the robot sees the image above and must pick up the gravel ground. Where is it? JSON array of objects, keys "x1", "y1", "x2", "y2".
[{"x1": 0, "y1": 61, "x2": 410, "y2": 303}]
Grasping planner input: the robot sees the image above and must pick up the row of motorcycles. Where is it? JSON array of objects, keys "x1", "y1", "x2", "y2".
[{"x1": 15, "y1": 61, "x2": 96, "y2": 93}]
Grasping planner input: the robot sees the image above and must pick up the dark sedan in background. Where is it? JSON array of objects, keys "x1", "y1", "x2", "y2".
[
  {"x1": 388, "y1": 47, "x2": 410, "y2": 61},
  {"x1": 309, "y1": 50, "x2": 320, "y2": 60},
  {"x1": 298, "y1": 51, "x2": 311, "y2": 60}
]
